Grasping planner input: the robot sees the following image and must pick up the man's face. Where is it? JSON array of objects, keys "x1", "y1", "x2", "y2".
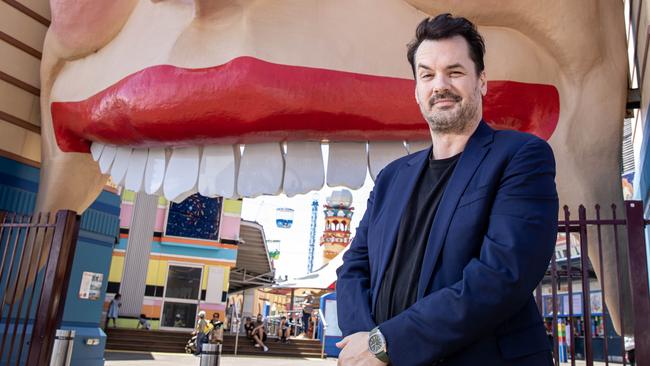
[{"x1": 414, "y1": 36, "x2": 487, "y2": 135}]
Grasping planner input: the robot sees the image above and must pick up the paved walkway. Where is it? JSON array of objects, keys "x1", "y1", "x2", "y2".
[
  {"x1": 105, "y1": 351, "x2": 338, "y2": 366},
  {"x1": 105, "y1": 351, "x2": 621, "y2": 366}
]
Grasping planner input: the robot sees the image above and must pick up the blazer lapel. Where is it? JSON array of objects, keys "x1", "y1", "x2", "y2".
[
  {"x1": 417, "y1": 121, "x2": 494, "y2": 298},
  {"x1": 370, "y1": 148, "x2": 429, "y2": 310}
]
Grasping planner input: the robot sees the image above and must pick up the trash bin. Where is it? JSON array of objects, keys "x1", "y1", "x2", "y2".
[
  {"x1": 49, "y1": 329, "x2": 75, "y2": 366},
  {"x1": 200, "y1": 343, "x2": 221, "y2": 366}
]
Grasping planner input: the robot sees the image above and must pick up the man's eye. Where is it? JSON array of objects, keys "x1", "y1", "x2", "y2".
[
  {"x1": 450, "y1": 71, "x2": 463, "y2": 77},
  {"x1": 420, "y1": 74, "x2": 432, "y2": 79}
]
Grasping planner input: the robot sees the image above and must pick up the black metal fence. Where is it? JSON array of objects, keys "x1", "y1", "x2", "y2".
[
  {"x1": 537, "y1": 201, "x2": 650, "y2": 366},
  {"x1": 0, "y1": 211, "x2": 79, "y2": 366}
]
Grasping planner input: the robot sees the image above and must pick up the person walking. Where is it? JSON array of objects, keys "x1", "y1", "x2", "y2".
[
  {"x1": 194, "y1": 311, "x2": 213, "y2": 355},
  {"x1": 301, "y1": 291, "x2": 314, "y2": 338},
  {"x1": 105, "y1": 293, "x2": 121, "y2": 329}
]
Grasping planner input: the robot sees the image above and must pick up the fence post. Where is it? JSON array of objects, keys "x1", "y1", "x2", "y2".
[
  {"x1": 26, "y1": 211, "x2": 79, "y2": 366},
  {"x1": 623, "y1": 201, "x2": 650, "y2": 365},
  {"x1": 577, "y1": 206, "x2": 593, "y2": 365}
]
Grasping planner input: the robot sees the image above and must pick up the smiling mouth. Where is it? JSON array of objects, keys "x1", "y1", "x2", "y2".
[
  {"x1": 433, "y1": 99, "x2": 459, "y2": 107},
  {"x1": 50, "y1": 56, "x2": 559, "y2": 200}
]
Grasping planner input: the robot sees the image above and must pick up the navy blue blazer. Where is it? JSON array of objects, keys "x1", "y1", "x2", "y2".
[{"x1": 336, "y1": 121, "x2": 558, "y2": 366}]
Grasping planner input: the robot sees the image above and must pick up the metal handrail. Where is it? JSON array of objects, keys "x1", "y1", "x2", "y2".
[
  {"x1": 233, "y1": 315, "x2": 241, "y2": 355},
  {"x1": 265, "y1": 310, "x2": 306, "y2": 337},
  {"x1": 318, "y1": 309, "x2": 327, "y2": 359}
]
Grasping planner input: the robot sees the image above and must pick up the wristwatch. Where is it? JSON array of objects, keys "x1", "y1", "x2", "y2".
[{"x1": 368, "y1": 327, "x2": 390, "y2": 363}]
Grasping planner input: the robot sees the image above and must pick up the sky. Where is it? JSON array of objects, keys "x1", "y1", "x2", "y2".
[{"x1": 240, "y1": 145, "x2": 375, "y2": 280}]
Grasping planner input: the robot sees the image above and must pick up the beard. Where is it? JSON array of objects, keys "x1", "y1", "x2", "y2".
[{"x1": 421, "y1": 88, "x2": 481, "y2": 134}]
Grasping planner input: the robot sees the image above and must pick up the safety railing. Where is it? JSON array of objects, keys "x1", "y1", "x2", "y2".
[
  {"x1": 0, "y1": 210, "x2": 80, "y2": 366},
  {"x1": 317, "y1": 309, "x2": 327, "y2": 359},
  {"x1": 538, "y1": 202, "x2": 650, "y2": 366}
]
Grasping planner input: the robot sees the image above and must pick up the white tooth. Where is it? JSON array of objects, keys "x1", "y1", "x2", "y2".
[
  {"x1": 163, "y1": 146, "x2": 200, "y2": 201},
  {"x1": 170, "y1": 188, "x2": 197, "y2": 203},
  {"x1": 368, "y1": 141, "x2": 408, "y2": 181},
  {"x1": 124, "y1": 149, "x2": 149, "y2": 192},
  {"x1": 110, "y1": 147, "x2": 133, "y2": 185},
  {"x1": 90, "y1": 142, "x2": 105, "y2": 161},
  {"x1": 407, "y1": 140, "x2": 431, "y2": 154},
  {"x1": 144, "y1": 148, "x2": 167, "y2": 195},
  {"x1": 198, "y1": 145, "x2": 240, "y2": 198},
  {"x1": 238, "y1": 143, "x2": 284, "y2": 197},
  {"x1": 326, "y1": 142, "x2": 367, "y2": 189},
  {"x1": 283, "y1": 141, "x2": 325, "y2": 197},
  {"x1": 98, "y1": 145, "x2": 117, "y2": 174}
]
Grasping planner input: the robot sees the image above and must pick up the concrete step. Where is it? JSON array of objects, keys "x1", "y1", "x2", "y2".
[{"x1": 104, "y1": 328, "x2": 324, "y2": 357}]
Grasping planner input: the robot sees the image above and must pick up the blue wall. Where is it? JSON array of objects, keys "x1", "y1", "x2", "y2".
[
  {"x1": 0, "y1": 156, "x2": 120, "y2": 366},
  {"x1": 319, "y1": 292, "x2": 342, "y2": 358}
]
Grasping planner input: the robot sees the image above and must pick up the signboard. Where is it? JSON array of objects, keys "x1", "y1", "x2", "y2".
[
  {"x1": 542, "y1": 291, "x2": 603, "y2": 317},
  {"x1": 79, "y1": 272, "x2": 103, "y2": 300}
]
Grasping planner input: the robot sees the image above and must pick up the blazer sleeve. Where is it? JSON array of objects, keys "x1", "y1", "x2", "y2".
[
  {"x1": 379, "y1": 138, "x2": 559, "y2": 365},
  {"x1": 336, "y1": 180, "x2": 379, "y2": 336}
]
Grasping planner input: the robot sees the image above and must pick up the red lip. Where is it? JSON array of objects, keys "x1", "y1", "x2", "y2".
[{"x1": 51, "y1": 56, "x2": 560, "y2": 153}]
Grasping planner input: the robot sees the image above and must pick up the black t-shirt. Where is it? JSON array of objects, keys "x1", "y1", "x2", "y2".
[
  {"x1": 373, "y1": 152, "x2": 460, "y2": 325},
  {"x1": 244, "y1": 322, "x2": 255, "y2": 335}
]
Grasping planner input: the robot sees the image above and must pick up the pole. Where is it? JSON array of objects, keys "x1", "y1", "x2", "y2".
[
  {"x1": 200, "y1": 343, "x2": 221, "y2": 366},
  {"x1": 234, "y1": 289, "x2": 244, "y2": 355},
  {"x1": 49, "y1": 329, "x2": 74, "y2": 366}
]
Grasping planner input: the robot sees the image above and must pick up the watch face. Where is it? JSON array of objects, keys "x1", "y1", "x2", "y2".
[{"x1": 369, "y1": 334, "x2": 384, "y2": 353}]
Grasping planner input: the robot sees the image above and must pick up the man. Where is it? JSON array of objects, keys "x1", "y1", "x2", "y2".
[
  {"x1": 210, "y1": 312, "x2": 224, "y2": 344},
  {"x1": 244, "y1": 316, "x2": 255, "y2": 341},
  {"x1": 302, "y1": 291, "x2": 314, "y2": 337},
  {"x1": 193, "y1": 311, "x2": 213, "y2": 355},
  {"x1": 252, "y1": 314, "x2": 270, "y2": 352},
  {"x1": 277, "y1": 315, "x2": 291, "y2": 343},
  {"x1": 336, "y1": 14, "x2": 558, "y2": 366}
]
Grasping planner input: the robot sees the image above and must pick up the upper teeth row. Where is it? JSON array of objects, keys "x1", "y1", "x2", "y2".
[{"x1": 90, "y1": 140, "x2": 431, "y2": 202}]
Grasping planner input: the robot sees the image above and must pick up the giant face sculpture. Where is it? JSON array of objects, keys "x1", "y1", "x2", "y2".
[{"x1": 40, "y1": 0, "x2": 630, "y2": 333}]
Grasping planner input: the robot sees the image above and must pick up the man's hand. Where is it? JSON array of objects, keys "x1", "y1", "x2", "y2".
[{"x1": 336, "y1": 332, "x2": 387, "y2": 366}]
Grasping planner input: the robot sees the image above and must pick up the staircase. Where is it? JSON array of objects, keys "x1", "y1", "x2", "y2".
[
  {"x1": 105, "y1": 328, "x2": 324, "y2": 358},
  {"x1": 105, "y1": 328, "x2": 189, "y2": 353}
]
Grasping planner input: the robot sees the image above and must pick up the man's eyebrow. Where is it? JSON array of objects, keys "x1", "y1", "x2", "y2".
[
  {"x1": 446, "y1": 63, "x2": 465, "y2": 70},
  {"x1": 417, "y1": 63, "x2": 466, "y2": 71}
]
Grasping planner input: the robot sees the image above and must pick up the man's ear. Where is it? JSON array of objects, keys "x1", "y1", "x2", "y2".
[
  {"x1": 415, "y1": 83, "x2": 421, "y2": 104},
  {"x1": 479, "y1": 71, "x2": 488, "y2": 96}
]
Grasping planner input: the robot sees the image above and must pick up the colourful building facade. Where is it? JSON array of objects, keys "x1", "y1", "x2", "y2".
[{"x1": 105, "y1": 191, "x2": 243, "y2": 330}]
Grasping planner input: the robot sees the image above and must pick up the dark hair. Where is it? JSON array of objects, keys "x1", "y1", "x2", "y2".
[{"x1": 407, "y1": 13, "x2": 486, "y2": 76}]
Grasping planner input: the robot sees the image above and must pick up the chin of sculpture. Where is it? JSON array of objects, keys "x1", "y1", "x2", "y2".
[{"x1": 39, "y1": 0, "x2": 631, "y2": 334}]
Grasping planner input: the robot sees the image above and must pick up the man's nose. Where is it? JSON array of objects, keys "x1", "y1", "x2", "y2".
[{"x1": 432, "y1": 74, "x2": 451, "y2": 93}]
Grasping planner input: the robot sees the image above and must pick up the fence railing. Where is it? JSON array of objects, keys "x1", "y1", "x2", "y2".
[
  {"x1": 538, "y1": 201, "x2": 650, "y2": 366},
  {"x1": 0, "y1": 210, "x2": 79, "y2": 366}
]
